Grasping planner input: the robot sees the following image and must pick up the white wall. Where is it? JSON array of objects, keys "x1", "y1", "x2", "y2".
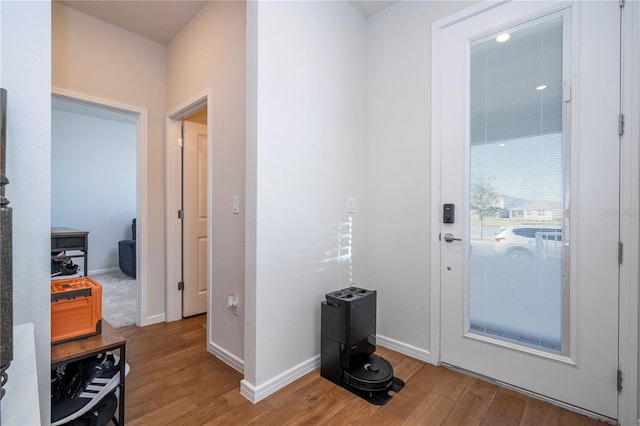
[
  {"x1": 51, "y1": 104, "x2": 137, "y2": 274},
  {"x1": 245, "y1": 0, "x2": 367, "y2": 394},
  {"x1": 1, "y1": 1, "x2": 51, "y2": 423},
  {"x1": 52, "y1": 2, "x2": 166, "y2": 321},
  {"x1": 364, "y1": 1, "x2": 475, "y2": 359},
  {"x1": 167, "y1": 0, "x2": 247, "y2": 363}
]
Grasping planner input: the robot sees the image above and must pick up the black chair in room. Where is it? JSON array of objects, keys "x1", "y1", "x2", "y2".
[{"x1": 118, "y1": 219, "x2": 136, "y2": 278}]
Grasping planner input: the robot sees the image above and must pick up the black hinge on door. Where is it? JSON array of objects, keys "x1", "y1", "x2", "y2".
[
  {"x1": 178, "y1": 281, "x2": 184, "y2": 291},
  {"x1": 178, "y1": 209, "x2": 184, "y2": 219},
  {"x1": 619, "y1": 113, "x2": 625, "y2": 136},
  {"x1": 618, "y1": 242, "x2": 623, "y2": 264},
  {"x1": 617, "y1": 369, "x2": 623, "y2": 392}
]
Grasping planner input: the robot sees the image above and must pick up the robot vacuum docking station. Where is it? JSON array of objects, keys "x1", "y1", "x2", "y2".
[{"x1": 320, "y1": 286, "x2": 404, "y2": 405}]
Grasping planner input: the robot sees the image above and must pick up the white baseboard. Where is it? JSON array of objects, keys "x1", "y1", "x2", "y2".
[
  {"x1": 238, "y1": 336, "x2": 429, "y2": 404},
  {"x1": 240, "y1": 355, "x2": 320, "y2": 404},
  {"x1": 208, "y1": 341, "x2": 244, "y2": 374},
  {"x1": 139, "y1": 313, "x2": 165, "y2": 327},
  {"x1": 376, "y1": 334, "x2": 433, "y2": 364},
  {"x1": 239, "y1": 380, "x2": 258, "y2": 403},
  {"x1": 88, "y1": 267, "x2": 120, "y2": 276}
]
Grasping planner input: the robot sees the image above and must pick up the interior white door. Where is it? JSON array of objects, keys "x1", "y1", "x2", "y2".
[
  {"x1": 182, "y1": 120, "x2": 208, "y2": 317},
  {"x1": 438, "y1": 1, "x2": 620, "y2": 420}
]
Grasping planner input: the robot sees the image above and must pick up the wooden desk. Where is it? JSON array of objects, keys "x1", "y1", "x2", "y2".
[
  {"x1": 51, "y1": 320, "x2": 126, "y2": 425},
  {"x1": 51, "y1": 227, "x2": 89, "y2": 276}
]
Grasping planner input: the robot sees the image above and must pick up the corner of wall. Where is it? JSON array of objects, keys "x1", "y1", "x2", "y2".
[
  {"x1": 208, "y1": 341, "x2": 245, "y2": 374},
  {"x1": 1, "y1": 2, "x2": 52, "y2": 423}
]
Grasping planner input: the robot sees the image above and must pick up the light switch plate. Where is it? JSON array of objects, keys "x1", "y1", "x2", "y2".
[
  {"x1": 232, "y1": 196, "x2": 240, "y2": 214},
  {"x1": 346, "y1": 197, "x2": 357, "y2": 213}
]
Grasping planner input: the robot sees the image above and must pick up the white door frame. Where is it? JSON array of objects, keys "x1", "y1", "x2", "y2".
[
  {"x1": 430, "y1": 1, "x2": 638, "y2": 423},
  {"x1": 51, "y1": 87, "x2": 150, "y2": 327},
  {"x1": 165, "y1": 89, "x2": 213, "y2": 322}
]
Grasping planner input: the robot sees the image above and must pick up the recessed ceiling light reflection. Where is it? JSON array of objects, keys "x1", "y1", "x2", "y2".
[
  {"x1": 496, "y1": 33, "x2": 511, "y2": 43},
  {"x1": 536, "y1": 85, "x2": 548, "y2": 91}
]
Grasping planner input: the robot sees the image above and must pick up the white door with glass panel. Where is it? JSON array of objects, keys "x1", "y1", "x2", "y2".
[{"x1": 437, "y1": 1, "x2": 620, "y2": 420}]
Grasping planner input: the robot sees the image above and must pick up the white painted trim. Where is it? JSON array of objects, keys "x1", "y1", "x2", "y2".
[
  {"x1": 376, "y1": 334, "x2": 434, "y2": 365},
  {"x1": 240, "y1": 355, "x2": 320, "y2": 404},
  {"x1": 434, "y1": 1, "x2": 509, "y2": 31},
  {"x1": 135, "y1": 109, "x2": 149, "y2": 327},
  {"x1": 164, "y1": 116, "x2": 182, "y2": 322},
  {"x1": 239, "y1": 380, "x2": 258, "y2": 404},
  {"x1": 167, "y1": 93, "x2": 208, "y2": 120},
  {"x1": 51, "y1": 87, "x2": 149, "y2": 328},
  {"x1": 237, "y1": 335, "x2": 432, "y2": 405},
  {"x1": 429, "y1": 13, "x2": 444, "y2": 367},
  {"x1": 165, "y1": 89, "x2": 212, "y2": 323},
  {"x1": 208, "y1": 341, "x2": 244, "y2": 374},
  {"x1": 144, "y1": 313, "x2": 166, "y2": 326},
  {"x1": 88, "y1": 267, "x2": 120, "y2": 276},
  {"x1": 205, "y1": 100, "x2": 215, "y2": 350},
  {"x1": 618, "y1": 2, "x2": 640, "y2": 424}
]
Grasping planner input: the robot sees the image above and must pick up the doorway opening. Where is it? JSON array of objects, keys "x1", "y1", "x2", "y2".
[
  {"x1": 51, "y1": 88, "x2": 149, "y2": 327},
  {"x1": 165, "y1": 92, "x2": 211, "y2": 323}
]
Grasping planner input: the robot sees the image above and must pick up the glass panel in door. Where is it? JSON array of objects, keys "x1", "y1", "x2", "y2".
[{"x1": 468, "y1": 15, "x2": 568, "y2": 353}]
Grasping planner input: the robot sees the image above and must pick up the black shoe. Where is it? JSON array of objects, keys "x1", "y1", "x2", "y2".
[
  {"x1": 66, "y1": 392, "x2": 118, "y2": 426},
  {"x1": 51, "y1": 353, "x2": 129, "y2": 426},
  {"x1": 60, "y1": 263, "x2": 79, "y2": 275}
]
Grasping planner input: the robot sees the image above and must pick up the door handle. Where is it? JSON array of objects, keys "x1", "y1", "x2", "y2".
[{"x1": 443, "y1": 233, "x2": 462, "y2": 242}]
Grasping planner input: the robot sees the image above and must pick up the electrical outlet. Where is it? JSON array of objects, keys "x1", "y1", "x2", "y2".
[{"x1": 227, "y1": 294, "x2": 239, "y2": 316}]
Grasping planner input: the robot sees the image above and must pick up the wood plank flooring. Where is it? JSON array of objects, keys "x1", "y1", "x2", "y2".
[{"x1": 118, "y1": 316, "x2": 607, "y2": 425}]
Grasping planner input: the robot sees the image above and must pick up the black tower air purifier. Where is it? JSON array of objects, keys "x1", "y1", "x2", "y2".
[{"x1": 320, "y1": 286, "x2": 404, "y2": 405}]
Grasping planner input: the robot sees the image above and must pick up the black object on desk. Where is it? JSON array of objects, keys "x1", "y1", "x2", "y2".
[{"x1": 51, "y1": 227, "x2": 88, "y2": 276}]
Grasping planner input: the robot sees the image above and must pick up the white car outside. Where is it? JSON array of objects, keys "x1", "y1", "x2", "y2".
[{"x1": 493, "y1": 224, "x2": 563, "y2": 259}]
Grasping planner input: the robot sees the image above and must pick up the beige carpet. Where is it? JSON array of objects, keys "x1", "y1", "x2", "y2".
[{"x1": 91, "y1": 270, "x2": 137, "y2": 328}]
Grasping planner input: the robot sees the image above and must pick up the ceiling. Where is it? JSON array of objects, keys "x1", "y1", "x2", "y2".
[
  {"x1": 57, "y1": 0, "x2": 399, "y2": 45},
  {"x1": 57, "y1": 0, "x2": 209, "y2": 44},
  {"x1": 349, "y1": 0, "x2": 398, "y2": 17}
]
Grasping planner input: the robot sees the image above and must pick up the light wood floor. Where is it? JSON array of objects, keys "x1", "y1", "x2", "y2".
[{"x1": 118, "y1": 315, "x2": 607, "y2": 425}]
